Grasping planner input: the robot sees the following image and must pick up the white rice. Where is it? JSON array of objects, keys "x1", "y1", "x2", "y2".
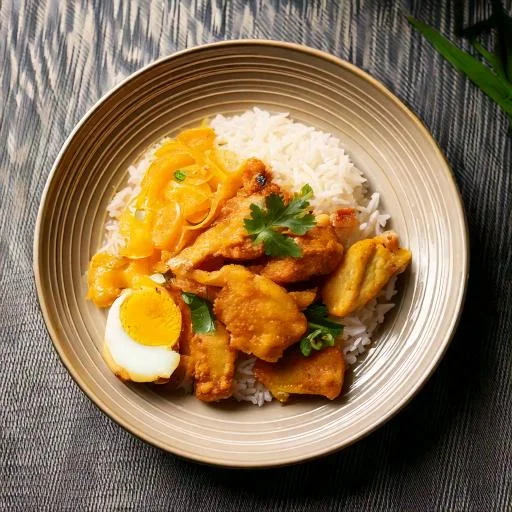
[
  {"x1": 100, "y1": 108, "x2": 397, "y2": 406},
  {"x1": 210, "y1": 108, "x2": 367, "y2": 214}
]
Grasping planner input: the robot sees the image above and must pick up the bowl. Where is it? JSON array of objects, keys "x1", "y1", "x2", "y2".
[{"x1": 34, "y1": 40, "x2": 468, "y2": 467}]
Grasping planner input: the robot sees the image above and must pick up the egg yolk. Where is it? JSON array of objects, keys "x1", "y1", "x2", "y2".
[
  {"x1": 120, "y1": 287, "x2": 181, "y2": 347},
  {"x1": 87, "y1": 252, "x2": 159, "y2": 307}
]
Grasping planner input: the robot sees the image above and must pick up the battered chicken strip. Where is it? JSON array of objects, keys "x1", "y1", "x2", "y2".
[
  {"x1": 168, "y1": 275, "x2": 219, "y2": 302},
  {"x1": 168, "y1": 195, "x2": 263, "y2": 274},
  {"x1": 192, "y1": 322, "x2": 236, "y2": 402},
  {"x1": 322, "y1": 231, "x2": 412, "y2": 317},
  {"x1": 258, "y1": 225, "x2": 344, "y2": 284},
  {"x1": 254, "y1": 346, "x2": 345, "y2": 402},
  {"x1": 159, "y1": 286, "x2": 195, "y2": 391},
  {"x1": 288, "y1": 289, "x2": 317, "y2": 310},
  {"x1": 168, "y1": 159, "x2": 280, "y2": 275},
  {"x1": 166, "y1": 286, "x2": 193, "y2": 356},
  {"x1": 203, "y1": 265, "x2": 307, "y2": 362}
]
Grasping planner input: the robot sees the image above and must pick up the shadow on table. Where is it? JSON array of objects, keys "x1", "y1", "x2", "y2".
[{"x1": 185, "y1": 228, "x2": 494, "y2": 500}]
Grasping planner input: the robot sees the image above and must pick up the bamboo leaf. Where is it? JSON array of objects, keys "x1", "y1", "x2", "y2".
[
  {"x1": 491, "y1": 0, "x2": 512, "y2": 83},
  {"x1": 408, "y1": 17, "x2": 512, "y2": 115},
  {"x1": 472, "y1": 40, "x2": 506, "y2": 79},
  {"x1": 459, "y1": 16, "x2": 497, "y2": 40}
]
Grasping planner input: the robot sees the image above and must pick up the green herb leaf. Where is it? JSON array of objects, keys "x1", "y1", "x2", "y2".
[
  {"x1": 243, "y1": 203, "x2": 267, "y2": 234},
  {"x1": 299, "y1": 302, "x2": 343, "y2": 357},
  {"x1": 181, "y1": 292, "x2": 216, "y2": 334},
  {"x1": 408, "y1": 16, "x2": 512, "y2": 118},
  {"x1": 255, "y1": 229, "x2": 303, "y2": 258},
  {"x1": 174, "y1": 169, "x2": 187, "y2": 182},
  {"x1": 244, "y1": 185, "x2": 316, "y2": 258}
]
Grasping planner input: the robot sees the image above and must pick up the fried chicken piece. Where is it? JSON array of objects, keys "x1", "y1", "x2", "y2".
[
  {"x1": 162, "y1": 289, "x2": 227, "y2": 394},
  {"x1": 151, "y1": 286, "x2": 195, "y2": 391},
  {"x1": 254, "y1": 346, "x2": 345, "y2": 402},
  {"x1": 167, "y1": 195, "x2": 263, "y2": 274},
  {"x1": 192, "y1": 322, "x2": 236, "y2": 402},
  {"x1": 168, "y1": 275, "x2": 219, "y2": 302},
  {"x1": 322, "y1": 231, "x2": 412, "y2": 317},
  {"x1": 288, "y1": 289, "x2": 317, "y2": 310},
  {"x1": 209, "y1": 265, "x2": 307, "y2": 362},
  {"x1": 165, "y1": 286, "x2": 194, "y2": 356},
  {"x1": 258, "y1": 225, "x2": 344, "y2": 284},
  {"x1": 166, "y1": 283, "x2": 233, "y2": 398},
  {"x1": 238, "y1": 158, "x2": 281, "y2": 196},
  {"x1": 168, "y1": 159, "x2": 280, "y2": 275},
  {"x1": 185, "y1": 266, "x2": 242, "y2": 287},
  {"x1": 330, "y1": 207, "x2": 359, "y2": 242}
]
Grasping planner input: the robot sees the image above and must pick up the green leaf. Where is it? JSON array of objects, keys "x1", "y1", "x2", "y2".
[
  {"x1": 255, "y1": 229, "x2": 302, "y2": 258},
  {"x1": 181, "y1": 292, "x2": 216, "y2": 334},
  {"x1": 472, "y1": 40, "x2": 505, "y2": 77},
  {"x1": 307, "y1": 329, "x2": 324, "y2": 351},
  {"x1": 456, "y1": 3, "x2": 512, "y2": 84},
  {"x1": 300, "y1": 336, "x2": 313, "y2": 356},
  {"x1": 263, "y1": 194, "x2": 288, "y2": 224},
  {"x1": 305, "y1": 303, "x2": 343, "y2": 335},
  {"x1": 243, "y1": 185, "x2": 316, "y2": 258},
  {"x1": 491, "y1": 0, "x2": 512, "y2": 83},
  {"x1": 272, "y1": 185, "x2": 314, "y2": 232},
  {"x1": 305, "y1": 302, "x2": 329, "y2": 317},
  {"x1": 243, "y1": 204, "x2": 267, "y2": 234},
  {"x1": 459, "y1": 16, "x2": 496, "y2": 40},
  {"x1": 174, "y1": 169, "x2": 186, "y2": 182},
  {"x1": 300, "y1": 183, "x2": 314, "y2": 198},
  {"x1": 299, "y1": 302, "x2": 344, "y2": 357},
  {"x1": 408, "y1": 16, "x2": 512, "y2": 115}
]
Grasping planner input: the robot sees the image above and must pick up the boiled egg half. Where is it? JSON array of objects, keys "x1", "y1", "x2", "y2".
[{"x1": 103, "y1": 286, "x2": 182, "y2": 382}]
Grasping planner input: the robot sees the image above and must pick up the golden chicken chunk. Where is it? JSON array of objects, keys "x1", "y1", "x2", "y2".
[
  {"x1": 168, "y1": 275, "x2": 219, "y2": 302},
  {"x1": 322, "y1": 231, "x2": 412, "y2": 317},
  {"x1": 153, "y1": 287, "x2": 196, "y2": 391},
  {"x1": 192, "y1": 322, "x2": 236, "y2": 402},
  {"x1": 254, "y1": 346, "x2": 345, "y2": 402},
  {"x1": 168, "y1": 159, "x2": 280, "y2": 275},
  {"x1": 288, "y1": 289, "x2": 318, "y2": 310},
  {"x1": 210, "y1": 265, "x2": 307, "y2": 362},
  {"x1": 167, "y1": 195, "x2": 264, "y2": 274},
  {"x1": 258, "y1": 225, "x2": 344, "y2": 284}
]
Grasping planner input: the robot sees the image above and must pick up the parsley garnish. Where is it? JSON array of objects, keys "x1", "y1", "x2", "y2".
[
  {"x1": 244, "y1": 184, "x2": 316, "y2": 258},
  {"x1": 181, "y1": 292, "x2": 215, "y2": 334},
  {"x1": 299, "y1": 303, "x2": 343, "y2": 357},
  {"x1": 174, "y1": 169, "x2": 186, "y2": 182}
]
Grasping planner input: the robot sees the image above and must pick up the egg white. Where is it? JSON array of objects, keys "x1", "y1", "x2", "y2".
[{"x1": 104, "y1": 290, "x2": 180, "y2": 382}]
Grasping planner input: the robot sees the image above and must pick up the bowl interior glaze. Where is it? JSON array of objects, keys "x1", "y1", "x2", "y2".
[{"x1": 34, "y1": 41, "x2": 468, "y2": 467}]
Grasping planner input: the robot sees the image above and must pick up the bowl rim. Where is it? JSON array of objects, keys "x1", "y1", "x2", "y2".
[{"x1": 33, "y1": 39, "x2": 470, "y2": 468}]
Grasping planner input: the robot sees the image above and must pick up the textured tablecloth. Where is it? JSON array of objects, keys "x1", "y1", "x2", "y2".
[{"x1": 1, "y1": 1, "x2": 511, "y2": 510}]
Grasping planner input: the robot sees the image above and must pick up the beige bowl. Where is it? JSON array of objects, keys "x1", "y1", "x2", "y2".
[{"x1": 34, "y1": 40, "x2": 468, "y2": 467}]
